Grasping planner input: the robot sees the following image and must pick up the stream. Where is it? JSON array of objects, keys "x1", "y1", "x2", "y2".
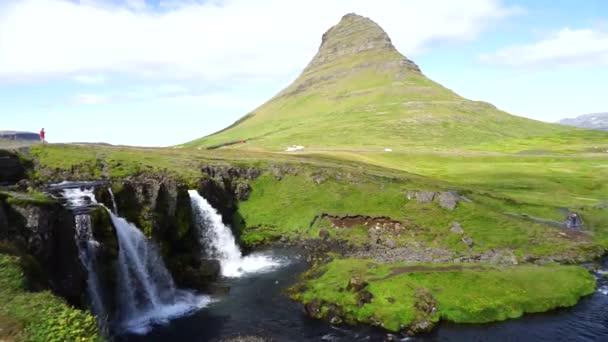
[{"x1": 120, "y1": 250, "x2": 608, "y2": 342}]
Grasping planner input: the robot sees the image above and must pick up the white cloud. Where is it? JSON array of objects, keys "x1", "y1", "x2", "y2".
[
  {"x1": 74, "y1": 93, "x2": 109, "y2": 104},
  {"x1": 0, "y1": 0, "x2": 515, "y2": 83},
  {"x1": 72, "y1": 74, "x2": 106, "y2": 84},
  {"x1": 481, "y1": 28, "x2": 608, "y2": 68}
]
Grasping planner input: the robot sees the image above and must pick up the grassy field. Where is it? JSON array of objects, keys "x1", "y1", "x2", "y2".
[{"x1": 291, "y1": 258, "x2": 596, "y2": 332}]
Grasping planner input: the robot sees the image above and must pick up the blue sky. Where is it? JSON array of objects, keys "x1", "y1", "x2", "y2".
[{"x1": 1, "y1": 0, "x2": 607, "y2": 146}]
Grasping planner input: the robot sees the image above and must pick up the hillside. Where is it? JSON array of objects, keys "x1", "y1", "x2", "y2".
[
  {"x1": 558, "y1": 112, "x2": 608, "y2": 131},
  {"x1": 184, "y1": 14, "x2": 606, "y2": 153}
]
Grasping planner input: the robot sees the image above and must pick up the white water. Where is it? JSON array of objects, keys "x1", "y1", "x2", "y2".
[
  {"x1": 108, "y1": 188, "x2": 118, "y2": 214},
  {"x1": 61, "y1": 188, "x2": 106, "y2": 326},
  {"x1": 110, "y1": 212, "x2": 211, "y2": 334},
  {"x1": 188, "y1": 190, "x2": 284, "y2": 277}
]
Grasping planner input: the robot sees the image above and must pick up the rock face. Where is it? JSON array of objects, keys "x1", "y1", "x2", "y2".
[
  {"x1": 558, "y1": 112, "x2": 608, "y2": 131},
  {"x1": 302, "y1": 13, "x2": 420, "y2": 80},
  {"x1": 409, "y1": 190, "x2": 470, "y2": 210},
  {"x1": 0, "y1": 150, "x2": 28, "y2": 185},
  {"x1": 0, "y1": 197, "x2": 88, "y2": 307}
]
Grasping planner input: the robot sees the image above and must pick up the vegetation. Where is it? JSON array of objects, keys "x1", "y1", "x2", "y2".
[
  {"x1": 0, "y1": 254, "x2": 100, "y2": 342},
  {"x1": 291, "y1": 258, "x2": 596, "y2": 332}
]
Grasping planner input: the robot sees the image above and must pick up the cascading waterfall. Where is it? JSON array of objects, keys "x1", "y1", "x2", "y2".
[
  {"x1": 109, "y1": 207, "x2": 211, "y2": 334},
  {"x1": 188, "y1": 190, "x2": 284, "y2": 277},
  {"x1": 59, "y1": 183, "x2": 210, "y2": 335},
  {"x1": 108, "y1": 188, "x2": 118, "y2": 214},
  {"x1": 61, "y1": 187, "x2": 107, "y2": 328}
]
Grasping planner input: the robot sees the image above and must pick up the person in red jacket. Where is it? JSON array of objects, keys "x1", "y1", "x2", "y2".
[{"x1": 39, "y1": 128, "x2": 45, "y2": 144}]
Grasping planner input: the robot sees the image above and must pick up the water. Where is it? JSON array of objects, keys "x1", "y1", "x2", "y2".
[
  {"x1": 121, "y1": 251, "x2": 608, "y2": 342},
  {"x1": 61, "y1": 187, "x2": 107, "y2": 327},
  {"x1": 108, "y1": 188, "x2": 118, "y2": 214},
  {"x1": 110, "y1": 212, "x2": 211, "y2": 334},
  {"x1": 188, "y1": 190, "x2": 282, "y2": 277}
]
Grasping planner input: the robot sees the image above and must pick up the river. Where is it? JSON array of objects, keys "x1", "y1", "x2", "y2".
[{"x1": 119, "y1": 249, "x2": 608, "y2": 342}]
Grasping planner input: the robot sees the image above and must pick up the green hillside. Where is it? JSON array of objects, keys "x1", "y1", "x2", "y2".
[{"x1": 184, "y1": 13, "x2": 607, "y2": 153}]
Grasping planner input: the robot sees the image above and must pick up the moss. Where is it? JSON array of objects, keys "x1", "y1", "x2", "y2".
[
  {"x1": 1, "y1": 191, "x2": 57, "y2": 207},
  {"x1": 0, "y1": 254, "x2": 101, "y2": 341},
  {"x1": 292, "y1": 258, "x2": 596, "y2": 332}
]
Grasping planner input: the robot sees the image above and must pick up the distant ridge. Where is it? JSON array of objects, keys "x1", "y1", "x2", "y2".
[
  {"x1": 557, "y1": 113, "x2": 608, "y2": 131},
  {"x1": 0, "y1": 130, "x2": 39, "y2": 141},
  {"x1": 185, "y1": 13, "x2": 604, "y2": 152}
]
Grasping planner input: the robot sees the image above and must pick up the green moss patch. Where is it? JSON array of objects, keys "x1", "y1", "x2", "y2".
[
  {"x1": 0, "y1": 254, "x2": 101, "y2": 341},
  {"x1": 291, "y1": 258, "x2": 596, "y2": 332}
]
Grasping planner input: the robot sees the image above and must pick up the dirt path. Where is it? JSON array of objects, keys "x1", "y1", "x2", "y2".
[{"x1": 374, "y1": 264, "x2": 488, "y2": 281}]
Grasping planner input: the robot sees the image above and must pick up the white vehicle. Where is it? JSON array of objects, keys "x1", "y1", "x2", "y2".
[{"x1": 286, "y1": 145, "x2": 305, "y2": 152}]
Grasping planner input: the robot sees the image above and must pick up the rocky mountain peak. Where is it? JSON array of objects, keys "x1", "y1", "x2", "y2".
[{"x1": 303, "y1": 13, "x2": 420, "y2": 74}]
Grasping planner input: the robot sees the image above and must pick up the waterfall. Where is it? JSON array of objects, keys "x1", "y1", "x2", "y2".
[
  {"x1": 110, "y1": 212, "x2": 210, "y2": 334},
  {"x1": 188, "y1": 190, "x2": 283, "y2": 277},
  {"x1": 108, "y1": 188, "x2": 118, "y2": 214},
  {"x1": 61, "y1": 187, "x2": 107, "y2": 328},
  {"x1": 59, "y1": 183, "x2": 210, "y2": 335}
]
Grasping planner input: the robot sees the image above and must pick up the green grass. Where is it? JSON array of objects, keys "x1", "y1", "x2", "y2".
[
  {"x1": 292, "y1": 258, "x2": 596, "y2": 332},
  {"x1": 0, "y1": 254, "x2": 100, "y2": 342}
]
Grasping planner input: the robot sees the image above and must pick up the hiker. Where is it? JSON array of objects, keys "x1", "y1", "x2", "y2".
[{"x1": 39, "y1": 128, "x2": 45, "y2": 144}]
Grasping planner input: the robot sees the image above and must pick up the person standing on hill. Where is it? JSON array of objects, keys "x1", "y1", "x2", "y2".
[{"x1": 39, "y1": 128, "x2": 45, "y2": 144}]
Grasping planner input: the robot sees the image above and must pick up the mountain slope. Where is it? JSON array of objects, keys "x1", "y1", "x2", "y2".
[
  {"x1": 558, "y1": 113, "x2": 608, "y2": 131},
  {"x1": 185, "y1": 13, "x2": 605, "y2": 152}
]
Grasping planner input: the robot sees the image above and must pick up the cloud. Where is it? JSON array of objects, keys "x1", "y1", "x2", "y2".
[
  {"x1": 481, "y1": 28, "x2": 608, "y2": 68},
  {"x1": 74, "y1": 93, "x2": 109, "y2": 104},
  {"x1": 72, "y1": 74, "x2": 106, "y2": 84},
  {"x1": 0, "y1": 0, "x2": 516, "y2": 84}
]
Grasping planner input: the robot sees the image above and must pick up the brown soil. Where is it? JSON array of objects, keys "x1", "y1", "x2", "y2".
[
  {"x1": 375, "y1": 265, "x2": 487, "y2": 281},
  {"x1": 320, "y1": 214, "x2": 403, "y2": 229}
]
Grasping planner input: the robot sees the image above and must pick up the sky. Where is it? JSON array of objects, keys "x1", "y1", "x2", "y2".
[{"x1": 0, "y1": 0, "x2": 607, "y2": 146}]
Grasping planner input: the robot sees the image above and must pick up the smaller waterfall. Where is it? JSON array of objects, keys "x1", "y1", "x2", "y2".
[
  {"x1": 188, "y1": 190, "x2": 284, "y2": 277},
  {"x1": 108, "y1": 188, "x2": 118, "y2": 214},
  {"x1": 61, "y1": 187, "x2": 107, "y2": 327},
  {"x1": 110, "y1": 212, "x2": 211, "y2": 334}
]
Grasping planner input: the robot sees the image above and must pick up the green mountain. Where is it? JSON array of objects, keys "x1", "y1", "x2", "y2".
[{"x1": 185, "y1": 13, "x2": 605, "y2": 152}]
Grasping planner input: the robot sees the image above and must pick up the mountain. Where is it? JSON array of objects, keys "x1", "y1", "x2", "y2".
[
  {"x1": 185, "y1": 13, "x2": 590, "y2": 152},
  {"x1": 0, "y1": 130, "x2": 39, "y2": 141},
  {"x1": 557, "y1": 113, "x2": 608, "y2": 131}
]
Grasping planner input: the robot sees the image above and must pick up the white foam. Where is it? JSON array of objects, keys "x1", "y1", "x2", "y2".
[{"x1": 188, "y1": 190, "x2": 287, "y2": 278}]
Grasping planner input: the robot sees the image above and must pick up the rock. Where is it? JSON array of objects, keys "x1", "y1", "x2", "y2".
[
  {"x1": 415, "y1": 191, "x2": 436, "y2": 203},
  {"x1": 461, "y1": 235, "x2": 474, "y2": 247},
  {"x1": 304, "y1": 299, "x2": 322, "y2": 317},
  {"x1": 271, "y1": 166, "x2": 283, "y2": 180},
  {"x1": 311, "y1": 172, "x2": 328, "y2": 185},
  {"x1": 437, "y1": 192, "x2": 458, "y2": 210},
  {"x1": 406, "y1": 191, "x2": 416, "y2": 200},
  {"x1": 234, "y1": 182, "x2": 251, "y2": 201},
  {"x1": 450, "y1": 222, "x2": 464, "y2": 234},
  {"x1": 0, "y1": 150, "x2": 28, "y2": 185},
  {"x1": 407, "y1": 289, "x2": 437, "y2": 335},
  {"x1": 330, "y1": 316, "x2": 343, "y2": 325},
  {"x1": 318, "y1": 229, "x2": 330, "y2": 240},
  {"x1": 358, "y1": 290, "x2": 373, "y2": 306},
  {"x1": 346, "y1": 276, "x2": 368, "y2": 292},
  {"x1": 384, "y1": 239, "x2": 396, "y2": 248}
]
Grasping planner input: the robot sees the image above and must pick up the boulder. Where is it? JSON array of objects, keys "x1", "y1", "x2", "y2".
[
  {"x1": 304, "y1": 299, "x2": 322, "y2": 317},
  {"x1": 346, "y1": 276, "x2": 368, "y2": 292},
  {"x1": 461, "y1": 235, "x2": 474, "y2": 247},
  {"x1": 234, "y1": 182, "x2": 251, "y2": 201},
  {"x1": 437, "y1": 192, "x2": 458, "y2": 210},
  {"x1": 358, "y1": 290, "x2": 373, "y2": 306},
  {"x1": 318, "y1": 229, "x2": 330, "y2": 240},
  {"x1": 415, "y1": 191, "x2": 436, "y2": 203},
  {"x1": 449, "y1": 222, "x2": 464, "y2": 234}
]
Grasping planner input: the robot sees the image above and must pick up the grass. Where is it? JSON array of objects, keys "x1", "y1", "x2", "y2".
[
  {"x1": 291, "y1": 258, "x2": 596, "y2": 332},
  {"x1": 0, "y1": 253, "x2": 100, "y2": 342}
]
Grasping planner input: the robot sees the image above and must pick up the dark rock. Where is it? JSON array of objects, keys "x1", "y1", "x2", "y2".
[
  {"x1": 358, "y1": 290, "x2": 373, "y2": 306},
  {"x1": 319, "y1": 229, "x2": 330, "y2": 240},
  {"x1": 0, "y1": 150, "x2": 28, "y2": 185},
  {"x1": 234, "y1": 182, "x2": 251, "y2": 201},
  {"x1": 304, "y1": 299, "x2": 322, "y2": 317},
  {"x1": 449, "y1": 222, "x2": 464, "y2": 234},
  {"x1": 406, "y1": 289, "x2": 437, "y2": 335},
  {"x1": 437, "y1": 192, "x2": 458, "y2": 210},
  {"x1": 415, "y1": 191, "x2": 436, "y2": 203},
  {"x1": 346, "y1": 276, "x2": 368, "y2": 292}
]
